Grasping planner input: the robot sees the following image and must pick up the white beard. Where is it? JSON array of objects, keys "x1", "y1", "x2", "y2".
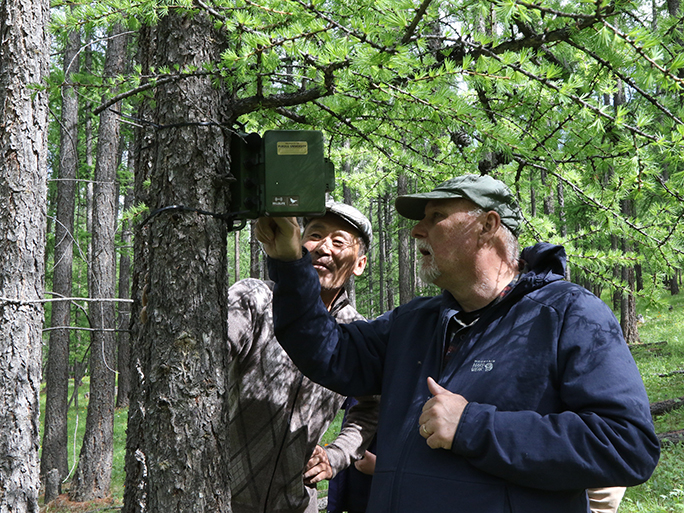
[{"x1": 417, "y1": 240, "x2": 442, "y2": 284}]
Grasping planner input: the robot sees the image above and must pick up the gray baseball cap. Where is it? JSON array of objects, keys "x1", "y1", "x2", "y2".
[
  {"x1": 394, "y1": 174, "x2": 523, "y2": 234},
  {"x1": 305, "y1": 200, "x2": 373, "y2": 249}
]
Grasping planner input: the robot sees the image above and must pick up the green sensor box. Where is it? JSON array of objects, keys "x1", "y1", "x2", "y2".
[{"x1": 230, "y1": 130, "x2": 335, "y2": 220}]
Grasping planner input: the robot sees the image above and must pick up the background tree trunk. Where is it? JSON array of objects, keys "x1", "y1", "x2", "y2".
[
  {"x1": 71, "y1": 23, "x2": 126, "y2": 501},
  {"x1": 383, "y1": 193, "x2": 394, "y2": 310},
  {"x1": 342, "y1": 155, "x2": 358, "y2": 307},
  {"x1": 42, "y1": 17, "x2": 80, "y2": 484},
  {"x1": 377, "y1": 198, "x2": 385, "y2": 311},
  {"x1": 233, "y1": 231, "x2": 240, "y2": 284},
  {"x1": 117, "y1": 167, "x2": 134, "y2": 408},
  {"x1": 620, "y1": 199, "x2": 641, "y2": 344},
  {"x1": 250, "y1": 220, "x2": 260, "y2": 278},
  {"x1": 397, "y1": 173, "x2": 413, "y2": 305},
  {"x1": 366, "y1": 202, "x2": 375, "y2": 317},
  {"x1": 123, "y1": 10, "x2": 232, "y2": 512},
  {"x1": 0, "y1": 0, "x2": 49, "y2": 507}
]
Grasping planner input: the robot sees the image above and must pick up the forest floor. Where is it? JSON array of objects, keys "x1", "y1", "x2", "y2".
[{"x1": 39, "y1": 289, "x2": 684, "y2": 512}]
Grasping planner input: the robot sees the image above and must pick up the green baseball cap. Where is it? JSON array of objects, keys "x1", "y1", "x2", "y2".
[{"x1": 394, "y1": 174, "x2": 523, "y2": 234}]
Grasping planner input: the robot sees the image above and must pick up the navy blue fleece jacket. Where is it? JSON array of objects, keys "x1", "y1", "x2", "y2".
[{"x1": 269, "y1": 243, "x2": 659, "y2": 513}]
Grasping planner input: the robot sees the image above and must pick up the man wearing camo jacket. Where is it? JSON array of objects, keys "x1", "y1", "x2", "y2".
[{"x1": 227, "y1": 201, "x2": 378, "y2": 513}]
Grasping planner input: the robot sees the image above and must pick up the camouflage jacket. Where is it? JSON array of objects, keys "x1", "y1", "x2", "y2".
[{"x1": 227, "y1": 278, "x2": 379, "y2": 513}]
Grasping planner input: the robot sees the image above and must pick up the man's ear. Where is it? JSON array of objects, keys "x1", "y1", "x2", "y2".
[
  {"x1": 479, "y1": 211, "x2": 501, "y2": 245},
  {"x1": 353, "y1": 254, "x2": 368, "y2": 276}
]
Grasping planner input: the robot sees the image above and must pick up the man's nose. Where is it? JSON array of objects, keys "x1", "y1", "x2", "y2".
[
  {"x1": 312, "y1": 237, "x2": 333, "y2": 254},
  {"x1": 411, "y1": 220, "x2": 426, "y2": 239}
]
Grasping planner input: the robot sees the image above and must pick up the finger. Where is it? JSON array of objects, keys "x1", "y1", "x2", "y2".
[
  {"x1": 419, "y1": 406, "x2": 434, "y2": 424},
  {"x1": 427, "y1": 376, "x2": 449, "y2": 396},
  {"x1": 270, "y1": 216, "x2": 299, "y2": 235},
  {"x1": 255, "y1": 217, "x2": 276, "y2": 244},
  {"x1": 425, "y1": 433, "x2": 442, "y2": 450},
  {"x1": 303, "y1": 464, "x2": 321, "y2": 479},
  {"x1": 306, "y1": 473, "x2": 322, "y2": 485}
]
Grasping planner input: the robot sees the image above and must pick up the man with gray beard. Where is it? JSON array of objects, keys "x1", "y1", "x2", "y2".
[{"x1": 257, "y1": 174, "x2": 658, "y2": 513}]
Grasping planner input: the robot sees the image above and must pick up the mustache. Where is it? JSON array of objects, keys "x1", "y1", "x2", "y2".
[{"x1": 416, "y1": 240, "x2": 433, "y2": 254}]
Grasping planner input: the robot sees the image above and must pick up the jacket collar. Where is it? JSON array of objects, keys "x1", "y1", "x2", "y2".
[{"x1": 439, "y1": 242, "x2": 566, "y2": 315}]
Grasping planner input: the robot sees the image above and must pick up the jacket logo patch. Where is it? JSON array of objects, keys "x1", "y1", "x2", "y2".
[{"x1": 471, "y1": 359, "x2": 495, "y2": 372}]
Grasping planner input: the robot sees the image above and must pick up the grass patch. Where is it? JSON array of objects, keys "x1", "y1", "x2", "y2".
[{"x1": 620, "y1": 290, "x2": 684, "y2": 513}]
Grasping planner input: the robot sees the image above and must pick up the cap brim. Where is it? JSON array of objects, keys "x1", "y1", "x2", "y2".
[
  {"x1": 395, "y1": 191, "x2": 463, "y2": 220},
  {"x1": 307, "y1": 203, "x2": 372, "y2": 248}
]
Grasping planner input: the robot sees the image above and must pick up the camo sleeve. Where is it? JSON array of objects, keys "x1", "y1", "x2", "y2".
[
  {"x1": 227, "y1": 278, "x2": 274, "y2": 360},
  {"x1": 325, "y1": 395, "x2": 380, "y2": 477}
]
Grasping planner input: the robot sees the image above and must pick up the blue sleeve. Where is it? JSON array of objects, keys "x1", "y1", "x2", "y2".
[
  {"x1": 268, "y1": 251, "x2": 387, "y2": 396},
  {"x1": 452, "y1": 291, "x2": 660, "y2": 490}
]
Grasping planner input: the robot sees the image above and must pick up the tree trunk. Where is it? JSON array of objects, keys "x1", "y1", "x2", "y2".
[
  {"x1": 123, "y1": 10, "x2": 232, "y2": 512},
  {"x1": 366, "y1": 202, "x2": 375, "y2": 317},
  {"x1": 397, "y1": 173, "x2": 413, "y2": 305},
  {"x1": 667, "y1": 0, "x2": 680, "y2": 16},
  {"x1": 342, "y1": 155, "x2": 357, "y2": 307},
  {"x1": 635, "y1": 263, "x2": 644, "y2": 292},
  {"x1": 123, "y1": 22, "x2": 154, "y2": 512},
  {"x1": 541, "y1": 169, "x2": 554, "y2": 215},
  {"x1": 0, "y1": 0, "x2": 49, "y2": 508},
  {"x1": 529, "y1": 168, "x2": 537, "y2": 217},
  {"x1": 670, "y1": 273, "x2": 680, "y2": 295},
  {"x1": 250, "y1": 220, "x2": 260, "y2": 278},
  {"x1": 611, "y1": 233, "x2": 621, "y2": 311},
  {"x1": 85, "y1": 33, "x2": 95, "y2": 300},
  {"x1": 233, "y1": 231, "x2": 240, "y2": 284},
  {"x1": 556, "y1": 181, "x2": 571, "y2": 281},
  {"x1": 42, "y1": 17, "x2": 80, "y2": 483},
  {"x1": 619, "y1": 199, "x2": 640, "y2": 344},
  {"x1": 384, "y1": 193, "x2": 394, "y2": 310},
  {"x1": 117, "y1": 163, "x2": 134, "y2": 408},
  {"x1": 71, "y1": 23, "x2": 126, "y2": 502},
  {"x1": 377, "y1": 198, "x2": 385, "y2": 311}
]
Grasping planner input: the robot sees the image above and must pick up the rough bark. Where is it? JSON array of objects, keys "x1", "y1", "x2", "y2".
[
  {"x1": 233, "y1": 231, "x2": 240, "y2": 284},
  {"x1": 377, "y1": 198, "x2": 385, "y2": 311},
  {"x1": 250, "y1": 220, "x2": 260, "y2": 278},
  {"x1": 366, "y1": 203, "x2": 375, "y2": 317},
  {"x1": 117, "y1": 174, "x2": 134, "y2": 408},
  {"x1": 42, "y1": 19, "x2": 80, "y2": 483},
  {"x1": 123, "y1": 10, "x2": 232, "y2": 512},
  {"x1": 667, "y1": 0, "x2": 680, "y2": 17},
  {"x1": 384, "y1": 193, "x2": 394, "y2": 311},
  {"x1": 123, "y1": 22, "x2": 155, "y2": 512},
  {"x1": 342, "y1": 157, "x2": 357, "y2": 307},
  {"x1": 670, "y1": 273, "x2": 680, "y2": 295},
  {"x1": 0, "y1": 0, "x2": 49, "y2": 508},
  {"x1": 71, "y1": 23, "x2": 126, "y2": 502},
  {"x1": 620, "y1": 199, "x2": 640, "y2": 344},
  {"x1": 85, "y1": 33, "x2": 95, "y2": 299}
]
